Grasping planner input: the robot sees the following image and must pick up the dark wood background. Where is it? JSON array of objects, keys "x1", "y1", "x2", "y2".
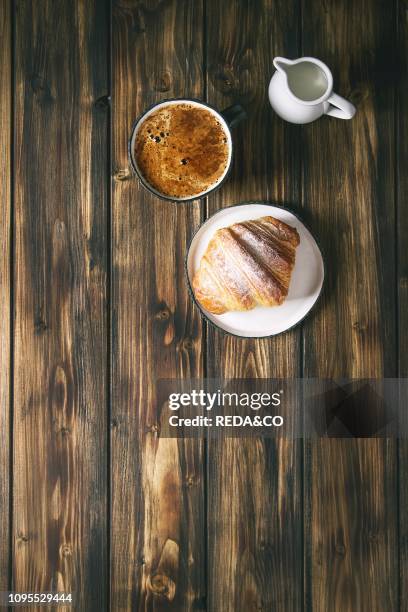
[{"x1": 0, "y1": 0, "x2": 407, "y2": 610}]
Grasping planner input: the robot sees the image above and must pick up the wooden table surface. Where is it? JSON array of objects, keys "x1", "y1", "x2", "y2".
[{"x1": 1, "y1": 0, "x2": 407, "y2": 610}]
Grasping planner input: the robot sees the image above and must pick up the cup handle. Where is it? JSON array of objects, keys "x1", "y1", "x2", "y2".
[
  {"x1": 221, "y1": 104, "x2": 247, "y2": 128},
  {"x1": 325, "y1": 93, "x2": 356, "y2": 120}
]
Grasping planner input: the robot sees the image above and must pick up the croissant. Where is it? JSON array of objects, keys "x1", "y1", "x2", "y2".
[{"x1": 192, "y1": 215, "x2": 300, "y2": 314}]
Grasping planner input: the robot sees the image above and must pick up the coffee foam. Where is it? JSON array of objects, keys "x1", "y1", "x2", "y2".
[{"x1": 134, "y1": 103, "x2": 230, "y2": 199}]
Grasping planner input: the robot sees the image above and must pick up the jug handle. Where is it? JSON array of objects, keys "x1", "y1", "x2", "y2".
[{"x1": 325, "y1": 93, "x2": 356, "y2": 120}]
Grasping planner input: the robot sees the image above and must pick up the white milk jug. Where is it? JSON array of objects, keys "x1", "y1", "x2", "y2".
[{"x1": 269, "y1": 56, "x2": 356, "y2": 124}]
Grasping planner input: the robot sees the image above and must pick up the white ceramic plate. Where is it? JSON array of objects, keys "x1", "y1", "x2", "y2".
[{"x1": 186, "y1": 203, "x2": 325, "y2": 337}]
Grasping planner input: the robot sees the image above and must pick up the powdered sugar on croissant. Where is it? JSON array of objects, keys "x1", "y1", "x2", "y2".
[{"x1": 192, "y1": 215, "x2": 300, "y2": 314}]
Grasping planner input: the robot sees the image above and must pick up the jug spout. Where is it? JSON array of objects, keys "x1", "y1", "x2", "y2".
[{"x1": 273, "y1": 57, "x2": 294, "y2": 73}]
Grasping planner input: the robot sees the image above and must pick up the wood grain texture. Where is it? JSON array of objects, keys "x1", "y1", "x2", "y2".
[
  {"x1": 110, "y1": 1, "x2": 205, "y2": 609},
  {"x1": 0, "y1": 0, "x2": 11, "y2": 594},
  {"x1": 205, "y1": 1, "x2": 303, "y2": 610},
  {"x1": 13, "y1": 1, "x2": 108, "y2": 608},
  {"x1": 398, "y1": 0, "x2": 408, "y2": 377},
  {"x1": 398, "y1": 0, "x2": 408, "y2": 605},
  {"x1": 301, "y1": 0, "x2": 398, "y2": 610},
  {"x1": 1, "y1": 2, "x2": 404, "y2": 609}
]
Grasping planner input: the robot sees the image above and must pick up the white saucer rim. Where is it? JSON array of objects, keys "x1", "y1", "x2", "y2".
[{"x1": 185, "y1": 202, "x2": 326, "y2": 338}]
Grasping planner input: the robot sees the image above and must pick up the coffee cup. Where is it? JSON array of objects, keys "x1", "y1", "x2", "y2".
[{"x1": 128, "y1": 98, "x2": 246, "y2": 202}]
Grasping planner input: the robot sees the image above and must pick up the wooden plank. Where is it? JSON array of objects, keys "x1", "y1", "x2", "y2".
[
  {"x1": 398, "y1": 0, "x2": 408, "y2": 372},
  {"x1": 13, "y1": 1, "x2": 108, "y2": 608},
  {"x1": 110, "y1": 1, "x2": 205, "y2": 609},
  {"x1": 205, "y1": 1, "x2": 303, "y2": 610},
  {"x1": 0, "y1": 0, "x2": 11, "y2": 594},
  {"x1": 301, "y1": 0, "x2": 398, "y2": 609},
  {"x1": 398, "y1": 0, "x2": 408, "y2": 605}
]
